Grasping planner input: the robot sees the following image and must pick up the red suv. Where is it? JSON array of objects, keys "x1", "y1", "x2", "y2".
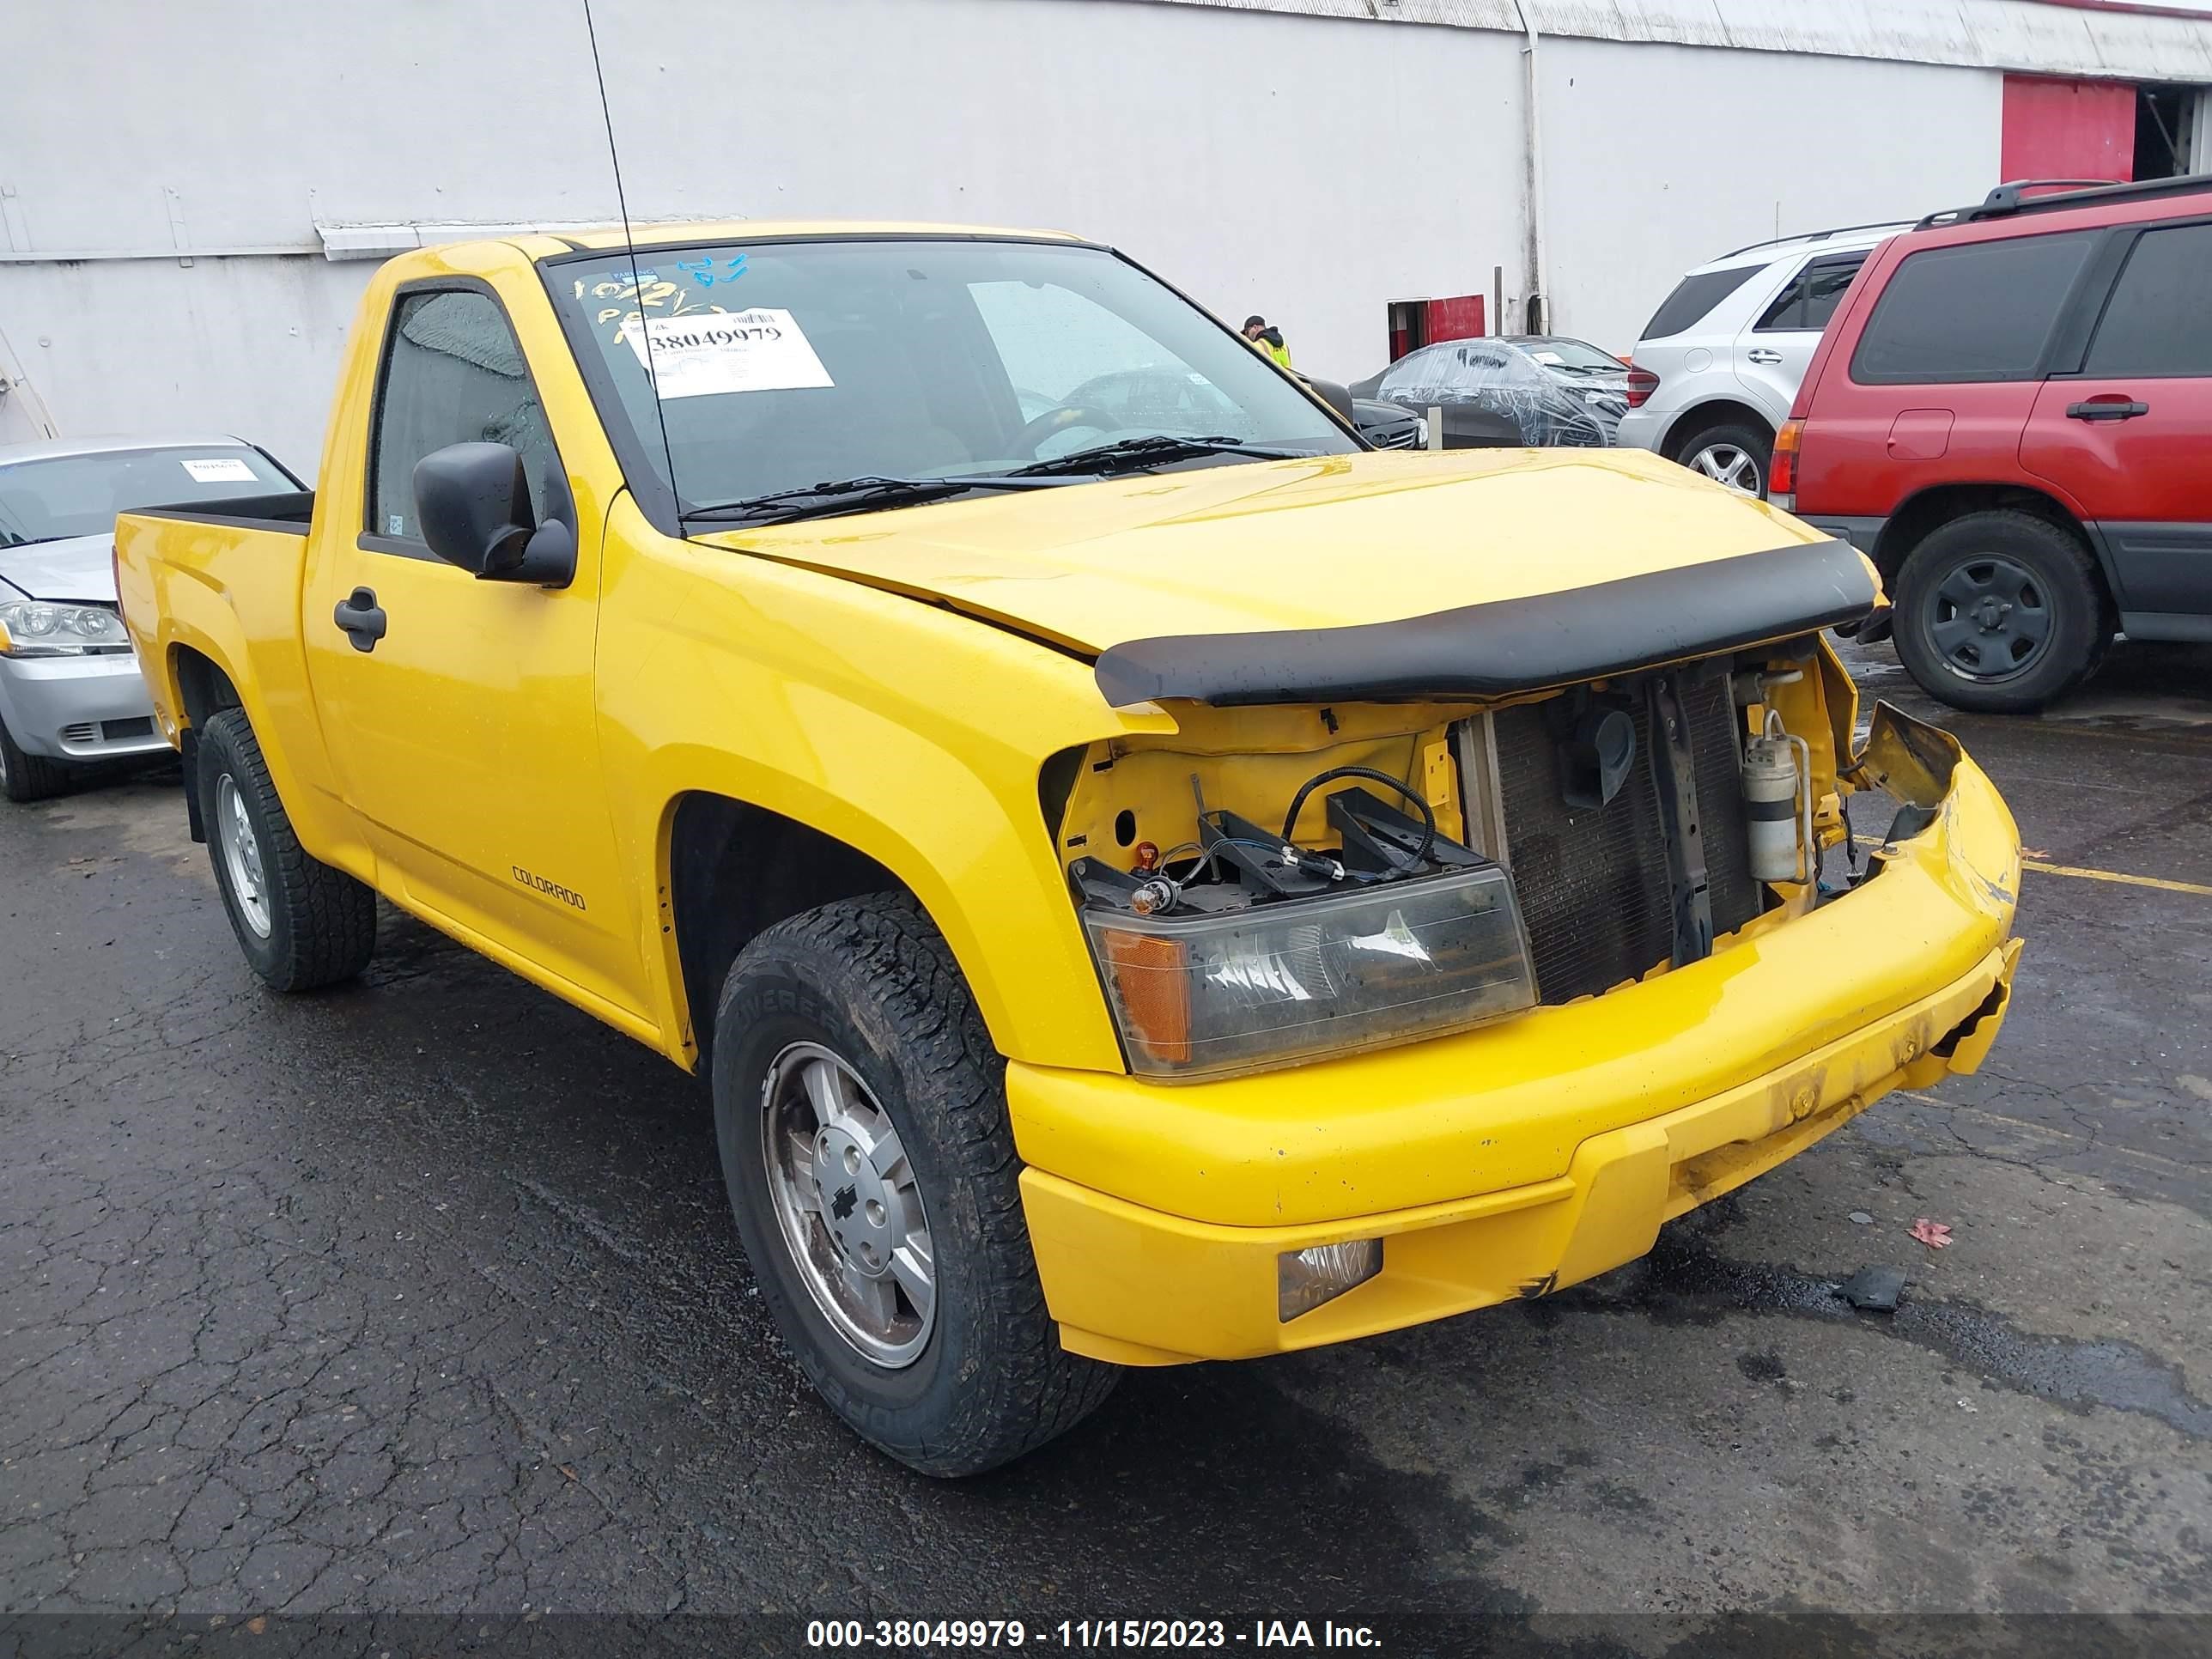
[{"x1": 1773, "y1": 174, "x2": 2212, "y2": 712}]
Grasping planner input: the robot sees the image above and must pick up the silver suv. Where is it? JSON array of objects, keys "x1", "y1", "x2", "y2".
[{"x1": 1614, "y1": 222, "x2": 1906, "y2": 496}]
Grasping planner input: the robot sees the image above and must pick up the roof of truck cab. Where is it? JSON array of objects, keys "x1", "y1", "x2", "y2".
[{"x1": 501, "y1": 220, "x2": 1089, "y2": 259}]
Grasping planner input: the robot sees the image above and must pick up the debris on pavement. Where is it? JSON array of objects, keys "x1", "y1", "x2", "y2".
[
  {"x1": 1848, "y1": 1211, "x2": 1875, "y2": 1225},
  {"x1": 1838, "y1": 1265, "x2": 1908, "y2": 1310},
  {"x1": 1910, "y1": 1218, "x2": 1954, "y2": 1249}
]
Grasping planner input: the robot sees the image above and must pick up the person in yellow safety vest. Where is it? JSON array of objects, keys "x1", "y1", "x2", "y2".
[{"x1": 1243, "y1": 315, "x2": 1292, "y2": 369}]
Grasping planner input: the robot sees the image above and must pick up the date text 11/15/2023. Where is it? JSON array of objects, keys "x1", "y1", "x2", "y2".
[{"x1": 804, "y1": 1620, "x2": 1384, "y2": 1649}]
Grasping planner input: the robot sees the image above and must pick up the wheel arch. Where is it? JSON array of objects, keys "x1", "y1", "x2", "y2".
[
  {"x1": 1661, "y1": 399, "x2": 1774, "y2": 459},
  {"x1": 1869, "y1": 483, "x2": 2113, "y2": 606},
  {"x1": 655, "y1": 775, "x2": 1119, "y2": 1079},
  {"x1": 169, "y1": 642, "x2": 244, "y2": 731}
]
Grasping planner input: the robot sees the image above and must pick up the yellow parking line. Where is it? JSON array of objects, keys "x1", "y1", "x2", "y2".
[
  {"x1": 1853, "y1": 837, "x2": 2212, "y2": 896},
  {"x1": 2018, "y1": 859, "x2": 2212, "y2": 897}
]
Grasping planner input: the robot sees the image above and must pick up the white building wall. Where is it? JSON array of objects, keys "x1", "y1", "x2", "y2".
[
  {"x1": 1538, "y1": 40, "x2": 2003, "y2": 351},
  {"x1": 0, "y1": 0, "x2": 2082, "y2": 471}
]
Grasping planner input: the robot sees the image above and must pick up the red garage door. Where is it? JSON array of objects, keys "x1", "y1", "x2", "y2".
[{"x1": 2001, "y1": 75, "x2": 2136, "y2": 183}]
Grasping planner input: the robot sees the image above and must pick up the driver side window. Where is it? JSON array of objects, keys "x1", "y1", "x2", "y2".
[{"x1": 368, "y1": 288, "x2": 557, "y2": 546}]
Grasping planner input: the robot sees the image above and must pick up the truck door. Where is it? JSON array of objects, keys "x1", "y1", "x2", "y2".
[
  {"x1": 2021, "y1": 220, "x2": 2212, "y2": 630},
  {"x1": 303, "y1": 280, "x2": 647, "y2": 1021}
]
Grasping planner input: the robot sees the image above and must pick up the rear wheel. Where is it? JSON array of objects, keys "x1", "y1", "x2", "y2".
[
  {"x1": 0, "y1": 714, "x2": 70, "y2": 804},
  {"x1": 197, "y1": 708, "x2": 378, "y2": 989},
  {"x1": 1892, "y1": 510, "x2": 2108, "y2": 714},
  {"x1": 712, "y1": 892, "x2": 1119, "y2": 1476},
  {"x1": 1673, "y1": 420, "x2": 1771, "y2": 497}
]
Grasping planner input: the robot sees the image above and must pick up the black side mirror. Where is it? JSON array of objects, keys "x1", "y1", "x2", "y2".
[
  {"x1": 1300, "y1": 375, "x2": 1358, "y2": 427},
  {"x1": 412, "y1": 441, "x2": 576, "y2": 587}
]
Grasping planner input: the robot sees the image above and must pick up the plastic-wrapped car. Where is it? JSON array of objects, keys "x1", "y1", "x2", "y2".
[{"x1": 1350, "y1": 339, "x2": 1611, "y2": 448}]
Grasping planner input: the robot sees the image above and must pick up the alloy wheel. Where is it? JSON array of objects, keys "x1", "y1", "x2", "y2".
[
  {"x1": 215, "y1": 773, "x2": 272, "y2": 938},
  {"x1": 1687, "y1": 441, "x2": 1761, "y2": 495},
  {"x1": 760, "y1": 1041, "x2": 936, "y2": 1367}
]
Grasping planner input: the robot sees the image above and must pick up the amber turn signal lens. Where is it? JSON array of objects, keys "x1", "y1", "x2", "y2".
[{"x1": 1097, "y1": 928, "x2": 1191, "y2": 1066}]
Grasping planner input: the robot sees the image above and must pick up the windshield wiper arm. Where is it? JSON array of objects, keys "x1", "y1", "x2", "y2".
[
  {"x1": 680, "y1": 471, "x2": 1066, "y2": 526},
  {"x1": 995, "y1": 434, "x2": 1310, "y2": 478}
]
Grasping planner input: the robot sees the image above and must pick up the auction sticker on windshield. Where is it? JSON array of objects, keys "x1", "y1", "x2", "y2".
[
  {"x1": 179, "y1": 457, "x2": 258, "y2": 483},
  {"x1": 627, "y1": 307, "x2": 834, "y2": 399}
]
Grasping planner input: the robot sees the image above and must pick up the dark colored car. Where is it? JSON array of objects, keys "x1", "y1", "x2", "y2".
[
  {"x1": 1777, "y1": 173, "x2": 2212, "y2": 712},
  {"x1": 1500, "y1": 336, "x2": 1632, "y2": 441},
  {"x1": 1349, "y1": 339, "x2": 1610, "y2": 448},
  {"x1": 1350, "y1": 398, "x2": 1426, "y2": 448}
]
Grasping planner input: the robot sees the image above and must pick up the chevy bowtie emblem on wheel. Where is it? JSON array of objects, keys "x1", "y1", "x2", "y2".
[{"x1": 829, "y1": 1183, "x2": 859, "y2": 1222}]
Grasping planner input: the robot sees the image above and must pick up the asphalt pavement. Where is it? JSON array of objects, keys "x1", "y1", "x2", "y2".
[{"x1": 3, "y1": 638, "x2": 2209, "y2": 1651}]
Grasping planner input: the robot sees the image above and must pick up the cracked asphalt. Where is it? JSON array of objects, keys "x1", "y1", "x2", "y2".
[{"x1": 2, "y1": 638, "x2": 2209, "y2": 1646}]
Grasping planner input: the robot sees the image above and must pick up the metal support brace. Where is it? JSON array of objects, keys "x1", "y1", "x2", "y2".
[{"x1": 1646, "y1": 673, "x2": 1714, "y2": 967}]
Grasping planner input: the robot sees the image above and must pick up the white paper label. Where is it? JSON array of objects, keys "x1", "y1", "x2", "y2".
[
  {"x1": 626, "y1": 307, "x2": 834, "y2": 399},
  {"x1": 181, "y1": 457, "x2": 257, "y2": 483}
]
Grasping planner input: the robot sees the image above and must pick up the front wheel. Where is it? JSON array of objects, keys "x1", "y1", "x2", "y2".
[
  {"x1": 712, "y1": 893, "x2": 1119, "y2": 1476},
  {"x1": 1892, "y1": 511, "x2": 2108, "y2": 714},
  {"x1": 0, "y1": 713, "x2": 70, "y2": 804}
]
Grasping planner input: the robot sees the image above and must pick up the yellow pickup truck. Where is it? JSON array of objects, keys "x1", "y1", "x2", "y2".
[{"x1": 114, "y1": 222, "x2": 2021, "y2": 1475}]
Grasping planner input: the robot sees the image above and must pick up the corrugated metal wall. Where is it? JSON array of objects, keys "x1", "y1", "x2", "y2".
[{"x1": 1129, "y1": 0, "x2": 2212, "y2": 80}]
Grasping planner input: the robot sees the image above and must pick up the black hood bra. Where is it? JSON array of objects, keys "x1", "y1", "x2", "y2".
[{"x1": 1092, "y1": 538, "x2": 1876, "y2": 708}]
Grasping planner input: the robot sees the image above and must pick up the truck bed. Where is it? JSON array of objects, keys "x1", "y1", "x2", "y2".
[{"x1": 129, "y1": 489, "x2": 315, "y2": 535}]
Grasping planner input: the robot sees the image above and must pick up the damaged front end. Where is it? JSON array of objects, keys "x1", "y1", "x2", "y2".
[
  {"x1": 1012, "y1": 542, "x2": 2022, "y2": 1364},
  {"x1": 1044, "y1": 538, "x2": 2018, "y2": 1086},
  {"x1": 1048, "y1": 635, "x2": 1888, "y2": 1082}
]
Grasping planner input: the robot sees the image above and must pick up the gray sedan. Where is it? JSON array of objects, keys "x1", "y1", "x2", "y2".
[{"x1": 0, "y1": 434, "x2": 299, "y2": 802}]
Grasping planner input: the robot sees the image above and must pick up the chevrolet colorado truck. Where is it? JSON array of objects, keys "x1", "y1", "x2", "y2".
[{"x1": 114, "y1": 222, "x2": 2023, "y2": 1476}]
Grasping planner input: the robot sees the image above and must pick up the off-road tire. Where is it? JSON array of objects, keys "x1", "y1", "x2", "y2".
[
  {"x1": 1893, "y1": 510, "x2": 2109, "y2": 714},
  {"x1": 0, "y1": 713, "x2": 70, "y2": 803},
  {"x1": 197, "y1": 708, "x2": 378, "y2": 990},
  {"x1": 1671, "y1": 418, "x2": 1772, "y2": 498},
  {"x1": 712, "y1": 892, "x2": 1120, "y2": 1476}
]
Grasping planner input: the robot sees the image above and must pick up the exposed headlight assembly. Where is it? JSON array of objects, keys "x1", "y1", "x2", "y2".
[
  {"x1": 0, "y1": 599, "x2": 130, "y2": 658},
  {"x1": 1083, "y1": 863, "x2": 1538, "y2": 1080}
]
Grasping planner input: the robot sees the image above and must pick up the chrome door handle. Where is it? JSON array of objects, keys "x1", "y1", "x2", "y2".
[{"x1": 1745, "y1": 349, "x2": 1784, "y2": 366}]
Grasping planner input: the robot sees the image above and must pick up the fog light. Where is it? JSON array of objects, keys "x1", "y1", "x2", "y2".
[{"x1": 1277, "y1": 1238, "x2": 1382, "y2": 1322}]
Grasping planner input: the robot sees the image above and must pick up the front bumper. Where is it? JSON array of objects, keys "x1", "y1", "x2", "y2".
[
  {"x1": 0, "y1": 651, "x2": 165, "y2": 762},
  {"x1": 1012, "y1": 705, "x2": 2022, "y2": 1365}
]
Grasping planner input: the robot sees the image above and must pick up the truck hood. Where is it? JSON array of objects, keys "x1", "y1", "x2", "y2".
[
  {"x1": 0, "y1": 533, "x2": 118, "y2": 604},
  {"x1": 699, "y1": 448, "x2": 1875, "y2": 707}
]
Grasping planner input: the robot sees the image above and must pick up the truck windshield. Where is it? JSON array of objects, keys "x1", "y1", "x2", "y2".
[
  {"x1": 0, "y1": 445, "x2": 293, "y2": 547},
  {"x1": 548, "y1": 238, "x2": 1355, "y2": 521}
]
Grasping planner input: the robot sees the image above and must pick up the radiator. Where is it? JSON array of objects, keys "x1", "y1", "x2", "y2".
[{"x1": 1485, "y1": 676, "x2": 1762, "y2": 1005}]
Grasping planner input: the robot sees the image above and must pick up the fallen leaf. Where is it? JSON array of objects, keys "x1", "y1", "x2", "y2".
[
  {"x1": 2019, "y1": 847, "x2": 2051, "y2": 860},
  {"x1": 1910, "y1": 1218, "x2": 1953, "y2": 1249}
]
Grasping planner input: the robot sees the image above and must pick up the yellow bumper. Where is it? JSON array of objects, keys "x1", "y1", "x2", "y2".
[{"x1": 1011, "y1": 706, "x2": 2022, "y2": 1366}]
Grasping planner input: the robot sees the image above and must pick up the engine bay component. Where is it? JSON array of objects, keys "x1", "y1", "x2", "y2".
[
  {"x1": 1547, "y1": 690, "x2": 1638, "y2": 810},
  {"x1": 1743, "y1": 708, "x2": 1814, "y2": 884}
]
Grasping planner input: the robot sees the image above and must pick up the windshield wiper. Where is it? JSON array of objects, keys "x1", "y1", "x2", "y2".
[
  {"x1": 679, "y1": 472, "x2": 1065, "y2": 526},
  {"x1": 995, "y1": 434, "x2": 1310, "y2": 478}
]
